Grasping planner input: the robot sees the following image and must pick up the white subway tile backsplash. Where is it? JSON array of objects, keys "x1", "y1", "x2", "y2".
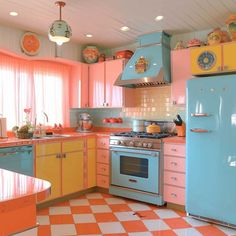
[{"x1": 122, "y1": 86, "x2": 186, "y2": 121}]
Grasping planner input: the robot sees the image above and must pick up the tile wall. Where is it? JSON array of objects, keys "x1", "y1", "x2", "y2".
[
  {"x1": 121, "y1": 86, "x2": 185, "y2": 121},
  {"x1": 70, "y1": 86, "x2": 185, "y2": 129}
]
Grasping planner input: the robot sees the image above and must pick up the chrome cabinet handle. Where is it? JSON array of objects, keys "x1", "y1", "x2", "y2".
[
  {"x1": 190, "y1": 128, "x2": 210, "y2": 133},
  {"x1": 56, "y1": 154, "x2": 60, "y2": 158},
  {"x1": 171, "y1": 193, "x2": 177, "y2": 197},
  {"x1": 191, "y1": 113, "x2": 209, "y2": 117},
  {"x1": 171, "y1": 148, "x2": 177, "y2": 152},
  {"x1": 171, "y1": 177, "x2": 177, "y2": 181}
]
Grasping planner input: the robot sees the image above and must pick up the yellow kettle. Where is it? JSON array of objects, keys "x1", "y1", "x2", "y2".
[{"x1": 146, "y1": 123, "x2": 161, "y2": 133}]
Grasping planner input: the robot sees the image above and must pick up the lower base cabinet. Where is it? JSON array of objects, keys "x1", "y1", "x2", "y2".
[
  {"x1": 36, "y1": 139, "x2": 84, "y2": 200},
  {"x1": 96, "y1": 136, "x2": 110, "y2": 188},
  {"x1": 163, "y1": 142, "x2": 186, "y2": 205}
]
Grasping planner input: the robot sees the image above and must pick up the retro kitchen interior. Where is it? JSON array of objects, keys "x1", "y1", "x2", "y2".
[{"x1": 0, "y1": 0, "x2": 236, "y2": 235}]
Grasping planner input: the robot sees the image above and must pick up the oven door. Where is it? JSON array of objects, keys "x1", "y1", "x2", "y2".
[{"x1": 110, "y1": 147, "x2": 159, "y2": 194}]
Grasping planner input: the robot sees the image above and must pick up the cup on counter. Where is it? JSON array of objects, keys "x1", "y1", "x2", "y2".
[{"x1": 176, "y1": 123, "x2": 186, "y2": 137}]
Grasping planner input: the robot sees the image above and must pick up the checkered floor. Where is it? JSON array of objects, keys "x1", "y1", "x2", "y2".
[{"x1": 37, "y1": 192, "x2": 236, "y2": 236}]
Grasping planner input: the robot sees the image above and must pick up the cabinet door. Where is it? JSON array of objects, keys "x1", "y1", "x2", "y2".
[
  {"x1": 70, "y1": 63, "x2": 89, "y2": 108},
  {"x1": 105, "y1": 59, "x2": 124, "y2": 107},
  {"x1": 89, "y1": 63, "x2": 105, "y2": 107},
  {"x1": 87, "y1": 149, "x2": 96, "y2": 188},
  {"x1": 62, "y1": 151, "x2": 84, "y2": 195},
  {"x1": 223, "y1": 42, "x2": 236, "y2": 72},
  {"x1": 36, "y1": 155, "x2": 61, "y2": 200},
  {"x1": 190, "y1": 45, "x2": 222, "y2": 75},
  {"x1": 171, "y1": 49, "x2": 191, "y2": 105}
]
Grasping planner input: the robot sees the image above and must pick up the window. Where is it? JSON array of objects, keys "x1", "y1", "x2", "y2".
[{"x1": 0, "y1": 52, "x2": 71, "y2": 129}]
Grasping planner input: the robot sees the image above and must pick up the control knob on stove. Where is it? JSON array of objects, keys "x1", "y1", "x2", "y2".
[
  {"x1": 129, "y1": 141, "x2": 134, "y2": 147},
  {"x1": 147, "y1": 143, "x2": 153, "y2": 148},
  {"x1": 120, "y1": 140, "x2": 125, "y2": 146},
  {"x1": 142, "y1": 142, "x2": 148, "y2": 148}
]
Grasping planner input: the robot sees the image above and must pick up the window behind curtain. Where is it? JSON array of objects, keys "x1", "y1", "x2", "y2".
[
  {"x1": 32, "y1": 61, "x2": 70, "y2": 127},
  {"x1": 0, "y1": 53, "x2": 71, "y2": 129}
]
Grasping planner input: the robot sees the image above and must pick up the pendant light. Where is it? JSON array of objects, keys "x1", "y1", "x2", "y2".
[{"x1": 48, "y1": 1, "x2": 72, "y2": 45}]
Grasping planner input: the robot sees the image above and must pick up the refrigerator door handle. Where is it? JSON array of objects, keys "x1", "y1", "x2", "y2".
[
  {"x1": 190, "y1": 128, "x2": 210, "y2": 133},
  {"x1": 191, "y1": 113, "x2": 209, "y2": 117}
]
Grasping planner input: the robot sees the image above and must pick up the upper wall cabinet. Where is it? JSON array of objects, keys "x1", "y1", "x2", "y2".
[
  {"x1": 190, "y1": 42, "x2": 236, "y2": 75},
  {"x1": 171, "y1": 49, "x2": 191, "y2": 105},
  {"x1": 70, "y1": 63, "x2": 89, "y2": 108},
  {"x1": 89, "y1": 59, "x2": 134, "y2": 108}
]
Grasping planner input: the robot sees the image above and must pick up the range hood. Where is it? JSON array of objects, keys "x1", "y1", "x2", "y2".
[{"x1": 114, "y1": 31, "x2": 171, "y2": 88}]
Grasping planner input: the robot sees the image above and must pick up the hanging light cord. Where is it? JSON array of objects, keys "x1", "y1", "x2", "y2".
[{"x1": 55, "y1": 1, "x2": 65, "y2": 21}]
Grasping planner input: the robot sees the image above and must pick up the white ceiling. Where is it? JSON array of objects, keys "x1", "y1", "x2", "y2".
[{"x1": 0, "y1": 0, "x2": 236, "y2": 48}]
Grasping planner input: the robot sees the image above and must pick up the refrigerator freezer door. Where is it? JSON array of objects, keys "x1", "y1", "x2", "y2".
[{"x1": 186, "y1": 75, "x2": 236, "y2": 226}]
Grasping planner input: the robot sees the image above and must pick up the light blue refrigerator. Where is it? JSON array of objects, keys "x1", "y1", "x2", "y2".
[{"x1": 186, "y1": 74, "x2": 236, "y2": 227}]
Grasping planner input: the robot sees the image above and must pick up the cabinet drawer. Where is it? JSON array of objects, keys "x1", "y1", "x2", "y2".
[
  {"x1": 164, "y1": 171, "x2": 185, "y2": 187},
  {"x1": 62, "y1": 139, "x2": 84, "y2": 152},
  {"x1": 97, "y1": 137, "x2": 109, "y2": 149},
  {"x1": 97, "y1": 175, "x2": 109, "y2": 188},
  {"x1": 97, "y1": 163, "x2": 109, "y2": 175},
  {"x1": 164, "y1": 156, "x2": 185, "y2": 172},
  {"x1": 36, "y1": 142, "x2": 61, "y2": 156},
  {"x1": 164, "y1": 185, "x2": 185, "y2": 205},
  {"x1": 97, "y1": 149, "x2": 110, "y2": 164},
  {"x1": 164, "y1": 143, "x2": 185, "y2": 157}
]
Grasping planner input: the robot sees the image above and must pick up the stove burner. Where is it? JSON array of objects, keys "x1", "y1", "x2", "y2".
[{"x1": 111, "y1": 131, "x2": 174, "y2": 139}]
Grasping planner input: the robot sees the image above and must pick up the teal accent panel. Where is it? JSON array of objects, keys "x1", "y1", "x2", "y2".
[
  {"x1": 70, "y1": 108, "x2": 132, "y2": 128},
  {"x1": 121, "y1": 45, "x2": 163, "y2": 81},
  {"x1": 138, "y1": 31, "x2": 163, "y2": 46}
]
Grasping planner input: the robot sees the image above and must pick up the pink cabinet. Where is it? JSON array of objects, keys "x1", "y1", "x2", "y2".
[
  {"x1": 164, "y1": 142, "x2": 186, "y2": 205},
  {"x1": 70, "y1": 63, "x2": 89, "y2": 108},
  {"x1": 89, "y1": 62, "x2": 105, "y2": 108},
  {"x1": 88, "y1": 59, "x2": 135, "y2": 108},
  {"x1": 105, "y1": 59, "x2": 124, "y2": 107},
  {"x1": 96, "y1": 136, "x2": 110, "y2": 189},
  {"x1": 171, "y1": 49, "x2": 191, "y2": 105}
]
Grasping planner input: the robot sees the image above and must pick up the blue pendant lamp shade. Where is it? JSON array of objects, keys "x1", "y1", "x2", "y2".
[{"x1": 48, "y1": 1, "x2": 72, "y2": 46}]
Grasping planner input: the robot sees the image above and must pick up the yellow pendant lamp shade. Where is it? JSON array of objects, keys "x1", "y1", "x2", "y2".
[{"x1": 48, "y1": 1, "x2": 72, "y2": 46}]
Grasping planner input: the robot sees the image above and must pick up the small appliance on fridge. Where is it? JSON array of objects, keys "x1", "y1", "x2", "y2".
[{"x1": 186, "y1": 74, "x2": 236, "y2": 227}]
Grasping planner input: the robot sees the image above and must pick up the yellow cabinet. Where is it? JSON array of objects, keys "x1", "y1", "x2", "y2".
[
  {"x1": 191, "y1": 42, "x2": 236, "y2": 75},
  {"x1": 36, "y1": 139, "x2": 85, "y2": 200},
  {"x1": 86, "y1": 137, "x2": 96, "y2": 188},
  {"x1": 36, "y1": 142, "x2": 61, "y2": 200},
  {"x1": 190, "y1": 45, "x2": 222, "y2": 75},
  {"x1": 62, "y1": 151, "x2": 84, "y2": 195},
  {"x1": 222, "y1": 42, "x2": 236, "y2": 72}
]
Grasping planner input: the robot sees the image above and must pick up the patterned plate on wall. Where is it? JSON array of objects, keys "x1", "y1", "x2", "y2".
[{"x1": 20, "y1": 32, "x2": 40, "y2": 56}]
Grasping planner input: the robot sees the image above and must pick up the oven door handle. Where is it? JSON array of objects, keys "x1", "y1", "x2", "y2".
[{"x1": 110, "y1": 148, "x2": 159, "y2": 157}]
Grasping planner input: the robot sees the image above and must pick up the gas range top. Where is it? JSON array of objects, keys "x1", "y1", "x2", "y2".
[
  {"x1": 110, "y1": 132, "x2": 175, "y2": 150},
  {"x1": 110, "y1": 131, "x2": 173, "y2": 139}
]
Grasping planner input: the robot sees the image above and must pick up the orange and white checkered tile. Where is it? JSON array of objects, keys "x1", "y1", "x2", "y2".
[{"x1": 37, "y1": 192, "x2": 236, "y2": 236}]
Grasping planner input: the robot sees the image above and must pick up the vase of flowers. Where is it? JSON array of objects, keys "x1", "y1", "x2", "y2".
[{"x1": 12, "y1": 108, "x2": 34, "y2": 139}]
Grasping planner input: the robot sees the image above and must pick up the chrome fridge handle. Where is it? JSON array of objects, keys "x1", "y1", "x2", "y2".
[
  {"x1": 191, "y1": 113, "x2": 209, "y2": 117},
  {"x1": 190, "y1": 129, "x2": 210, "y2": 133}
]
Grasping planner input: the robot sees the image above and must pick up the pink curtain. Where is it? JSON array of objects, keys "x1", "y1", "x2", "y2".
[{"x1": 0, "y1": 52, "x2": 71, "y2": 129}]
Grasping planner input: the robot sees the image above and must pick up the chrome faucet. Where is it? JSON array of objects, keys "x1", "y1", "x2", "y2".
[{"x1": 42, "y1": 111, "x2": 49, "y2": 123}]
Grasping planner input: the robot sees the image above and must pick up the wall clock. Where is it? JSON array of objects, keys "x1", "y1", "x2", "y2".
[
  {"x1": 197, "y1": 51, "x2": 216, "y2": 70},
  {"x1": 20, "y1": 32, "x2": 40, "y2": 56}
]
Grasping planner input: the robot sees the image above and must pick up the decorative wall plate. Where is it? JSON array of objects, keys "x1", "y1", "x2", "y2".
[
  {"x1": 20, "y1": 32, "x2": 40, "y2": 56},
  {"x1": 197, "y1": 51, "x2": 216, "y2": 70}
]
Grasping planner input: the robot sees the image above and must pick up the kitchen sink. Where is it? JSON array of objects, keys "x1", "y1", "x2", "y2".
[{"x1": 33, "y1": 134, "x2": 72, "y2": 139}]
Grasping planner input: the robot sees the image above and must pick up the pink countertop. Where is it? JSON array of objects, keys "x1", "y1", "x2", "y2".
[
  {"x1": 0, "y1": 168, "x2": 51, "y2": 203},
  {"x1": 163, "y1": 136, "x2": 186, "y2": 144}
]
